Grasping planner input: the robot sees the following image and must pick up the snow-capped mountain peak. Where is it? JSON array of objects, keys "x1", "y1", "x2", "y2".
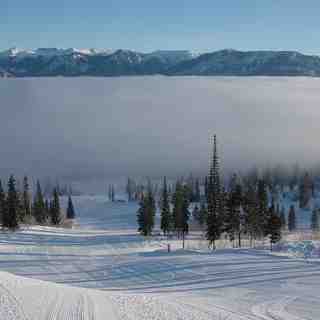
[
  {"x1": 1, "y1": 47, "x2": 319, "y2": 77},
  {"x1": 0, "y1": 47, "x2": 35, "y2": 58}
]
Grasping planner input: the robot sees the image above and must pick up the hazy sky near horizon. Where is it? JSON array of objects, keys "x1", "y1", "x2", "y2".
[
  {"x1": 1, "y1": 1, "x2": 320, "y2": 54},
  {"x1": 1, "y1": 76, "x2": 320, "y2": 190}
]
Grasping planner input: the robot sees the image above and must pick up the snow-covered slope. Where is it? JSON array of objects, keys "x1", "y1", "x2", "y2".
[
  {"x1": 0, "y1": 196, "x2": 319, "y2": 319},
  {"x1": 0, "y1": 271, "x2": 118, "y2": 320}
]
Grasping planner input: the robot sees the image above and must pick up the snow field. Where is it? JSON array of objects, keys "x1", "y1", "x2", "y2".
[{"x1": 0, "y1": 196, "x2": 319, "y2": 319}]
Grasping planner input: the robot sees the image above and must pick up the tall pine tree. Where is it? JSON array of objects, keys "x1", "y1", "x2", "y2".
[
  {"x1": 137, "y1": 182, "x2": 156, "y2": 236},
  {"x1": 172, "y1": 181, "x2": 184, "y2": 237},
  {"x1": 280, "y1": 207, "x2": 286, "y2": 229},
  {"x1": 243, "y1": 182, "x2": 259, "y2": 247},
  {"x1": 137, "y1": 194, "x2": 147, "y2": 235},
  {"x1": 288, "y1": 205, "x2": 296, "y2": 231},
  {"x1": 160, "y1": 177, "x2": 171, "y2": 235},
  {"x1": 172, "y1": 181, "x2": 190, "y2": 248},
  {"x1": 22, "y1": 176, "x2": 31, "y2": 222},
  {"x1": 50, "y1": 188, "x2": 61, "y2": 225},
  {"x1": 225, "y1": 175, "x2": 243, "y2": 247},
  {"x1": 206, "y1": 135, "x2": 222, "y2": 249},
  {"x1": 268, "y1": 208, "x2": 282, "y2": 251},
  {"x1": 0, "y1": 180, "x2": 5, "y2": 225},
  {"x1": 33, "y1": 180, "x2": 46, "y2": 224},
  {"x1": 194, "y1": 178, "x2": 201, "y2": 202},
  {"x1": 66, "y1": 195, "x2": 76, "y2": 219},
  {"x1": 3, "y1": 175, "x2": 19, "y2": 230},
  {"x1": 257, "y1": 179, "x2": 269, "y2": 238}
]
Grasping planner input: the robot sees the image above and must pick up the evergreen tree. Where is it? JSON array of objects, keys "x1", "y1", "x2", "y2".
[
  {"x1": 225, "y1": 193, "x2": 236, "y2": 244},
  {"x1": 172, "y1": 181, "x2": 184, "y2": 236},
  {"x1": 22, "y1": 176, "x2": 31, "y2": 222},
  {"x1": 44, "y1": 199, "x2": 50, "y2": 219},
  {"x1": 160, "y1": 177, "x2": 171, "y2": 235},
  {"x1": 33, "y1": 180, "x2": 46, "y2": 224},
  {"x1": 126, "y1": 178, "x2": 135, "y2": 202},
  {"x1": 67, "y1": 195, "x2": 76, "y2": 219},
  {"x1": 194, "y1": 178, "x2": 201, "y2": 202},
  {"x1": 182, "y1": 185, "x2": 191, "y2": 234},
  {"x1": 111, "y1": 184, "x2": 115, "y2": 202},
  {"x1": 204, "y1": 176, "x2": 208, "y2": 200},
  {"x1": 268, "y1": 209, "x2": 282, "y2": 251},
  {"x1": 288, "y1": 205, "x2": 296, "y2": 231},
  {"x1": 0, "y1": 180, "x2": 5, "y2": 224},
  {"x1": 206, "y1": 135, "x2": 222, "y2": 249},
  {"x1": 198, "y1": 202, "x2": 207, "y2": 227},
  {"x1": 219, "y1": 186, "x2": 228, "y2": 232},
  {"x1": 50, "y1": 188, "x2": 61, "y2": 225},
  {"x1": 172, "y1": 181, "x2": 190, "y2": 247},
  {"x1": 243, "y1": 183, "x2": 259, "y2": 247},
  {"x1": 257, "y1": 179, "x2": 269, "y2": 237},
  {"x1": 3, "y1": 175, "x2": 19, "y2": 230},
  {"x1": 137, "y1": 194, "x2": 147, "y2": 235},
  {"x1": 186, "y1": 174, "x2": 195, "y2": 202},
  {"x1": 136, "y1": 182, "x2": 156, "y2": 236},
  {"x1": 108, "y1": 184, "x2": 116, "y2": 202},
  {"x1": 108, "y1": 184, "x2": 112, "y2": 201},
  {"x1": 311, "y1": 209, "x2": 319, "y2": 231},
  {"x1": 145, "y1": 182, "x2": 156, "y2": 235},
  {"x1": 299, "y1": 172, "x2": 313, "y2": 209},
  {"x1": 280, "y1": 207, "x2": 286, "y2": 229},
  {"x1": 225, "y1": 176, "x2": 243, "y2": 247}
]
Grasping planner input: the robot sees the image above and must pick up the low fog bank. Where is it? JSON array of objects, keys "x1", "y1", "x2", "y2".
[{"x1": 0, "y1": 76, "x2": 319, "y2": 192}]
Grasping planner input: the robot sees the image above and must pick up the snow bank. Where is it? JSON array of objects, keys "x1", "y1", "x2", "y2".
[{"x1": 273, "y1": 240, "x2": 320, "y2": 259}]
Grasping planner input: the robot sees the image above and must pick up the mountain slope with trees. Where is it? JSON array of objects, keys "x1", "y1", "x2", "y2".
[{"x1": 2, "y1": 48, "x2": 320, "y2": 77}]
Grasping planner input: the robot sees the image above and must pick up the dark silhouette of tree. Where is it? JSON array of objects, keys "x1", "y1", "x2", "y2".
[
  {"x1": 67, "y1": 195, "x2": 76, "y2": 219},
  {"x1": 22, "y1": 176, "x2": 31, "y2": 222},
  {"x1": 50, "y1": 188, "x2": 61, "y2": 225},
  {"x1": 268, "y1": 209, "x2": 282, "y2": 251},
  {"x1": 288, "y1": 205, "x2": 296, "y2": 231},
  {"x1": 137, "y1": 181, "x2": 155, "y2": 236},
  {"x1": 0, "y1": 180, "x2": 5, "y2": 225},
  {"x1": 3, "y1": 175, "x2": 19, "y2": 230},
  {"x1": 33, "y1": 180, "x2": 46, "y2": 224},
  {"x1": 194, "y1": 178, "x2": 201, "y2": 202},
  {"x1": 225, "y1": 175, "x2": 243, "y2": 247},
  {"x1": 160, "y1": 177, "x2": 171, "y2": 235},
  {"x1": 206, "y1": 135, "x2": 222, "y2": 249},
  {"x1": 243, "y1": 181, "x2": 258, "y2": 247},
  {"x1": 280, "y1": 207, "x2": 286, "y2": 229},
  {"x1": 257, "y1": 179, "x2": 269, "y2": 237}
]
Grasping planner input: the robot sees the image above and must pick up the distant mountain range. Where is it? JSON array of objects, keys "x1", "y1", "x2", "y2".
[{"x1": 1, "y1": 47, "x2": 320, "y2": 77}]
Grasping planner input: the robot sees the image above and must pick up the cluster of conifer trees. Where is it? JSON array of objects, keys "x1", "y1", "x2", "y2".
[
  {"x1": 0, "y1": 175, "x2": 75, "y2": 230},
  {"x1": 137, "y1": 135, "x2": 285, "y2": 250}
]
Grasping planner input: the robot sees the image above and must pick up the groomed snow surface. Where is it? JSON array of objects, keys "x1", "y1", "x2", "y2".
[{"x1": 0, "y1": 196, "x2": 319, "y2": 319}]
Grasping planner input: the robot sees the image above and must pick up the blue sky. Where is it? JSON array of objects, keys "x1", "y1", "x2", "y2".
[{"x1": 1, "y1": 0, "x2": 320, "y2": 53}]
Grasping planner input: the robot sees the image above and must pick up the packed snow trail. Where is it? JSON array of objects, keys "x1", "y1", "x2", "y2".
[
  {"x1": 0, "y1": 196, "x2": 319, "y2": 319},
  {"x1": 0, "y1": 271, "x2": 118, "y2": 320}
]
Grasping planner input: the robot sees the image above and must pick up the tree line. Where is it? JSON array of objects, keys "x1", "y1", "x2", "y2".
[
  {"x1": 0, "y1": 175, "x2": 76, "y2": 230},
  {"x1": 137, "y1": 135, "x2": 288, "y2": 251}
]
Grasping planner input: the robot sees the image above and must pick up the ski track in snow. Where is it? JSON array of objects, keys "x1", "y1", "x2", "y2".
[{"x1": 0, "y1": 196, "x2": 318, "y2": 319}]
